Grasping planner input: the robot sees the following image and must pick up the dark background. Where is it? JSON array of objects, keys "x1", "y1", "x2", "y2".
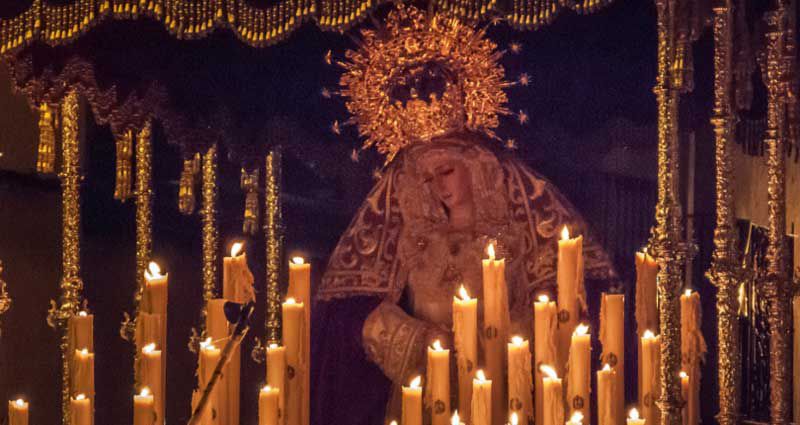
[{"x1": 0, "y1": 0, "x2": 733, "y2": 423}]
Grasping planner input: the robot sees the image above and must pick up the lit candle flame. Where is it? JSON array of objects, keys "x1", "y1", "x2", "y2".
[
  {"x1": 75, "y1": 394, "x2": 86, "y2": 401},
  {"x1": 602, "y1": 363, "x2": 611, "y2": 372},
  {"x1": 78, "y1": 348, "x2": 89, "y2": 356},
  {"x1": 629, "y1": 408, "x2": 640, "y2": 420},
  {"x1": 680, "y1": 371, "x2": 688, "y2": 379},
  {"x1": 261, "y1": 385, "x2": 272, "y2": 392},
  {"x1": 200, "y1": 337, "x2": 213, "y2": 349},
  {"x1": 643, "y1": 329, "x2": 656, "y2": 339},
  {"x1": 231, "y1": 242, "x2": 244, "y2": 257},
  {"x1": 451, "y1": 410, "x2": 461, "y2": 425},
  {"x1": 561, "y1": 225, "x2": 570, "y2": 240},
  {"x1": 511, "y1": 336, "x2": 525, "y2": 346},
  {"x1": 390, "y1": 421, "x2": 398, "y2": 425},
  {"x1": 292, "y1": 256, "x2": 305, "y2": 265},
  {"x1": 486, "y1": 243, "x2": 496, "y2": 260},
  {"x1": 574, "y1": 323, "x2": 589, "y2": 336},
  {"x1": 14, "y1": 399, "x2": 25, "y2": 407},
  {"x1": 432, "y1": 340, "x2": 444, "y2": 351},
  {"x1": 569, "y1": 411, "x2": 584, "y2": 423},
  {"x1": 139, "y1": 387, "x2": 151, "y2": 397},
  {"x1": 409, "y1": 375, "x2": 422, "y2": 389},
  {"x1": 78, "y1": 311, "x2": 88, "y2": 317},
  {"x1": 458, "y1": 285, "x2": 471, "y2": 301},
  {"x1": 268, "y1": 343, "x2": 279, "y2": 349},
  {"x1": 146, "y1": 261, "x2": 163, "y2": 279},
  {"x1": 142, "y1": 343, "x2": 156, "y2": 354},
  {"x1": 684, "y1": 289, "x2": 693, "y2": 297},
  {"x1": 476, "y1": 369, "x2": 487, "y2": 382},
  {"x1": 285, "y1": 297, "x2": 297, "y2": 305},
  {"x1": 510, "y1": 412, "x2": 519, "y2": 425},
  {"x1": 540, "y1": 364, "x2": 558, "y2": 379},
  {"x1": 537, "y1": 294, "x2": 550, "y2": 303},
  {"x1": 642, "y1": 246, "x2": 648, "y2": 255}
]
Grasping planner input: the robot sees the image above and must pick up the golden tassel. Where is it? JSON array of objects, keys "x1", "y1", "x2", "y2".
[
  {"x1": 240, "y1": 167, "x2": 260, "y2": 235},
  {"x1": 114, "y1": 129, "x2": 134, "y2": 201},
  {"x1": 36, "y1": 103, "x2": 57, "y2": 174},
  {"x1": 178, "y1": 154, "x2": 200, "y2": 215}
]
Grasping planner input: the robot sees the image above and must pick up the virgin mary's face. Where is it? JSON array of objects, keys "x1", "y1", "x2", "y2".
[{"x1": 419, "y1": 156, "x2": 473, "y2": 211}]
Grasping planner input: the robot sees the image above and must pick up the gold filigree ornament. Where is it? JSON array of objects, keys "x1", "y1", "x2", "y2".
[
  {"x1": 338, "y1": 4, "x2": 511, "y2": 162},
  {"x1": 0, "y1": 260, "x2": 11, "y2": 338}
]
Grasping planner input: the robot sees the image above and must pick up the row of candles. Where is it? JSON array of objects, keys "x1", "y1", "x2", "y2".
[{"x1": 5, "y1": 226, "x2": 703, "y2": 425}]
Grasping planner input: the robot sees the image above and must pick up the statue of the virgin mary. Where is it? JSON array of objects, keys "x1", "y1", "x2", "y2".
[{"x1": 311, "y1": 6, "x2": 616, "y2": 424}]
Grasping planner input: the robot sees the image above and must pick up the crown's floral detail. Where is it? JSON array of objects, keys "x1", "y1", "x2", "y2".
[{"x1": 339, "y1": 5, "x2": 511, "y2": 161}]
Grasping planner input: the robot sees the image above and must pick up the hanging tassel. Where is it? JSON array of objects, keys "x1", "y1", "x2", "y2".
[
  {"x1": 240, "y1": 167, "x2": 260, "y2": 235},
  {"x1": 178, "y1": 153, "x2": 200, "y2": 215},
  {"x1": 114, "y1": 129, "x2": 134, "y2": 201},
  {"x1": 36, "y1": 103, "x2": 57, "y2": 174}
]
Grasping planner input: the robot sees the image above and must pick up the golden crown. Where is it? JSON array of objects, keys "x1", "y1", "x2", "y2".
[{"x1": 338, "y1": 5, "x2": 511, "y2": 161}]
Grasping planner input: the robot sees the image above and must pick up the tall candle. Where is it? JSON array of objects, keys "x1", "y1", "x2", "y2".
[
  {"x1": 266, "y1": 343, "x2": 287, "y2": 421},
  {"x1": 540, "y1": 365, "x2": 564, "y2": 425},
  {"x1": 626, "y1": 408, "x2": 644, "y2": 425},
  {"x1": 143, "y1": 260, "x2": 167, "y2": 423},
  {"x1": 534, "y1": 295, "x2": 558, "y2": 425},
  {"x1": 567, "y1": 324, "x2": 591, "y2": 423},
  {"x1": 199, "y1": 341, "x2": 221, "y2": 424},
  {"x1": 141, "y1": 343, "x2": 163, "y2": 424},
  {"x1": 482, "y1": 244, "x2": 509, "y2": 425},
  {"x1": 640, "y1": 331, "x2": 661, "y2": 425},
  {"x1": 427, "y1": 340, "x2": 450, "y2": 425},
  {"x1": 287, "y1": 257, "x2": 311, "y2": 425},
  {"x1": 600, "y1": 293, "x2": 624, "y2": 424},
  {"x1": 453, "y1": 285, "x2": 478, "y2": 421},
  {"x1": 135, "y1": 313, "x2": 163, "y2": 353},
  {"x1": 222, "y1": 243, "x2": 253, "y2": 425},
  {"x1": 70, "y1": 394, "x2": 91, "y2": 425},
  {"x1": 68, "y1": 310, "x2": 94, "y2": 353},
  {"x1": 133, "y1": 388, "x2": 155, "y2": 425},
  {"x1": 471, "y1": 370, "x2": 492, "y2": 425},
  {"x1": 556, "y1": 226, "x2": 584, "y2": 376},
  {"x1": 206, "y1": 298, "x2": 231, "y2": 425},
  {"x1": 597, "y1": 364, "x2": 616, "y2": 425},
  {"x1": 72, "y1": 348, "x2": 94, "y2": 423},
  {"x1": 680, "y1": 289, "x2": 706, "y2": 425},
  {"x1": 680, "y1": 371, "x2": 689, "y2": 425},
  {"x1": 507, "y1": 336, "x2": 532, "y2": 421},
  {"x1": 402, "y1": 376, "x2": 423, "y2": 425},
  {"x1": 8, "y1": 399, "x2": 29, "y2": 425},
  {"x1": 794, "y1": 296, "x2": 800, "y2": 424},
  {"x1": 635, "y1": 250, "x2": 657, "y2": 406},
  {"x1": 259, "y1": 385, "x2": 280, "y2": 425},
  {"x1": 283, "y1": 298, "x2": 306, "y2": 425}
]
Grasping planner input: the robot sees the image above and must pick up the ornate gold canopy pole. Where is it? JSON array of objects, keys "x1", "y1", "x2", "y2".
[
  {"x1": 134, "y1": 123, "x2": 153, "y2": 318},
  {"x1": 201, "y1": 143, "x2": 219, "y2": 329},
  {"x1": 653, "y1": 0, "x2": 685, "y2": 423},
  {"x1": 707, "y1": 1, "x2": 741, "y2": 424},
  {"x1": 764, "y1": 3, "x2": 792, "y2": 423},
  {"x1": 264, "y1": 148, "x2": 283, "y2": 344},
  {"x1": 43, "y1": 90, "x2": 83, "y2": 425}
]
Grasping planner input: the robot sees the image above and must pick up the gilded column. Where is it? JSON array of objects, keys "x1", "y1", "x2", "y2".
[
  {"x1": 707, "y1": 1, "x2": 741, "y2": 424},
  {"x1": 264, "y1": 148, "x2": 283, "y2": 344},
  {"x1": 764, "y1": 5, "x2": 792, "y2": 424},
  {"x1": 653, "y1": 0, "x2": 684, "y2": 423},
  {"x1": 201, "y1": 144, "x2": 219, "y2": 327},
  {"x1": 135, "y1": 123, "x2": 153, "y2": 327}
]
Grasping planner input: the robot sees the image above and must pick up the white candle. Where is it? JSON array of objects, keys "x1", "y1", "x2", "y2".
[
  {"x1": 259, "y1": 385, "x2": 280, "y2": 425},
  {"x1": 627, "y1": 408, "x2": 645, "y2": 425},
  {"x1": 70, "y1": 394, "x2": 91, "y2": 425},
  {"x1": 567, "y1": 324, "x2": 591, "y2": 423},
  {"x1": 266, "y1": 343, "x2": 286, "y2": 421},
  {"x1": 471, "y1": 370, "x2": 492, "y2": 425},
  {"x1": 680, "y1": 289, "x2": 705, "y2": 425},
  {"x1": 69, "y1": 310, "x2": 94, "y2": 353},
  {"x1": 72, "y1": 348, "x2": 95, "y2": 400},
  {"x1": 597, "y1": 364, "x2": 616, "y2": 425},
  {"x1": 794, "y1": 295, "x2": 800, "y2": 424},
  {"x1": 635, "y1": 250, "x2": 657, "y2": 407},
  {"x1": 143, "y1": 261, "x2": 168, "y2": 315},
  {"x1": 283, "y1": 298, "x2": 306, "y2": 425},
  {"x1": 507, "y1": 336, "x2": 532, "y2": 421},
  {"x1": 8, "y1": 399, "x2": 29, "y2": 425},
  {"x1": 534, "y1": 295, "x2": 558, "y2": 425},
  {"x1": 453, "y1": 285, "x2": 478, "y2": 421},
  {"x1": 402, "y1": 376, "x2": 423, "y2": 425},
  {"x1": 557, "y1": 226, "x2": 584, "y2": 377},
  {"x1": 427, "y1": 340, "x2": 450, "y2": 425},
  {"x1": 541, "y1": 365, "x2": 564, "y2": 425},
  {"x1": 680, "y1": 371, "x2": 690, "y2": 425},
  {"x1": 199, "y1": 340, "x2": 221, "y2": 424},
  {"x1": 600, "y1": 293, "x2": 624, "y2": 423},
  {"x1": 141, "y1": 343, "x2": 163, "y2": 424},
  {"x1": 482, "y1": 244, "x2": 509, "y2": 425},
  {"x1": 133, "y1": 387, "x2": 155, "y2": 425},
  {"x1": 640, "y1": 331, "x2": 661, "y2": 425},
  {"x1": 288, "y1": 257, "x2": 311, "y2": 425}
]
